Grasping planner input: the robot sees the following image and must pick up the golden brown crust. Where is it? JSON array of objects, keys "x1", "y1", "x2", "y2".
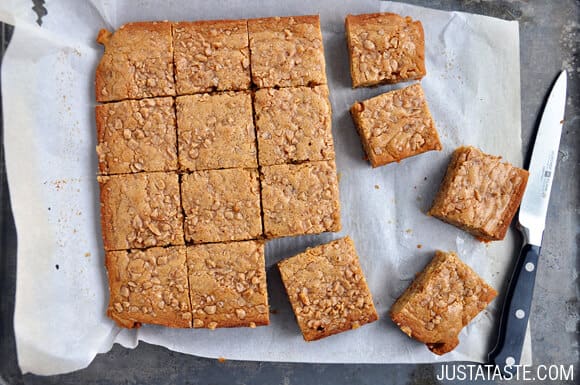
[
  {"x1": 260, "y1": 160, "x2": 341, "y2": 238},
  {"x1": 254, "y1": 85, "x2": 335, "y2": 166},
  {"x1": 248, "y1": 15, "x2": 327, "y2": 88},
  {"x1": 278, "y1": 237, "x2": 378, "y2": 341},
  {"x1": 98, "y1": 172, "x2": 184, "y2": 251},
  {"x1": 181, "y1": 168, "x2": 262, "y2": 243},
  {"x1": 389, "y1": 250, "x2": 497, "y2": 355},
  {"x1": 95, "y1": 97, "x2": 177, "y2": 175},
  {"x1": 95, "y1": 22, "x2": 175, "y2": 102},
  {"x1": 173, "y1": 20, "x2": 250, "y2": 94},
  {"x1": 350, "y1": 83, "x2": 441, "y2": 167},
  {"x1": 187, "y1": 241, "x2": 269, "y2": 329},
  {"x1": 428, "y1": 146, "x2": 529, "y2": 241},
  {"x1": 176, "y1": 91, "x2": 257, "y2": 171},
  {"x1": 106, "y1": 246, "x2": 192, "y2": 329},
  {"x1": 345, "y1": 13, "x2": 426, "y2": 88}
]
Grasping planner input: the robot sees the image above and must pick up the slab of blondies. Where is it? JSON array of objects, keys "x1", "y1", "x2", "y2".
[
  {"x1": 248, "y1": 15, "x2": 327, "y2": 88},
  {"x1": 96, "y1": 16, "x2": 339, "y2": 331},
  {"x1": 260, "y1": 160, "x2": 341, "y2": 238},
  {"x1": 390, "y1": 250, "x2": 497, "y2": 355},
  {"x1": 187, "y1": 241, "x2": 269, "y2": 329},
  {"x1": 351, "y1": 83, "x2": 441, "y2": 167},
  {"x1": 173, "y1": 19, "x2": 251, "y2": 94},
  {"x1": 429, "y1": 146, "x2": 529, "y2": 241},
  {"x1": 96, "y1": 22, "x2": 175, "y2": 102},
  {"x1": 106, "y1": 246, "x2": 192, "y2": 328},
  {"x1": 345, "y1": 13, "x2": 426, "y2": 88},
  {"x1": 278, "y1": 237, "x2": 378, "y2": 341}
]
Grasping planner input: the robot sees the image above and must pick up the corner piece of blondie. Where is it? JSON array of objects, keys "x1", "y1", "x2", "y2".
[
  {"x1": 106, "y1": 246, "x2": 192, "y2": 329},
  {"x1": 96, "y1": 22, "x2": 175, "y2": 102}
]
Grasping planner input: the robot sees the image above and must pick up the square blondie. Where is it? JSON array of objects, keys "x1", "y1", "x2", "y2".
[
  {"x1": 98, "y1": 172, "x2": 184, "y2": 251},
  {"x1": 345, "y1": 13, "x2": 426, "y2": 88},
  {"x1": 181, "y1": 168, "x2": 262, "y2": 243},
  {"x1": 350, "y1": 83, "x2": 441, "y2": 167},
  {"x1": 106, "y1": 246, "x2": 191, "y2": 328},
  {"x1": 187, "y1": 241, "x2": 269, "y2": 329},
  {"x1": 96, "y1": 22, "x2": 175, "y2": 102},
  {"x1": 96, "y1": 97, "x2": 177, "y2": 175},
  {"x1": 278, "y1": 237, "x2": 378, "y2": 341},
  {"x1": 260, "y1": 160, "x2": 340, "y2": 238},
  {"x1": 390, "y1": 250, "x2": 497, "y2": 354},
  {"x1": 254, "y1": 85, "x2": 335, "y2": 166},
  {"x1": 173, "y1": 20, "x2": 251, "y2": 94},
  {"x1": 248, "y1": 15, "x2": 326, "y2": 88},
  {"x1": 428, "y1": 146, "x2": 529, "y2": 241},
  {"x1": 176, "y1": 92, "x2": 257, "y2": 171}
]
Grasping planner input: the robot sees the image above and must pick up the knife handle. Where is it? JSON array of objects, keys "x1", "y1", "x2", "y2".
[{"x1": 488, "y1": 243, "x2": 540, "y2": 371}]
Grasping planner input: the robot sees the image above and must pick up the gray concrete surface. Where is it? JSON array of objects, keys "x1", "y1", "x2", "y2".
[{"x1": 0, "y1": 1, "x2": 578, "y2": 384}]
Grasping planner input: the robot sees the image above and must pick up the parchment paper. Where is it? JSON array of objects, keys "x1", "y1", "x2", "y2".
[{"x1": 0, "y1": 0, "x2": 531, "y2": 375}]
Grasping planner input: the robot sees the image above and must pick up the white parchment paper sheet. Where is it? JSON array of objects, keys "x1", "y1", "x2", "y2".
[{"x1": 0, "y1": 0, "x2": 531, "y2": 375}]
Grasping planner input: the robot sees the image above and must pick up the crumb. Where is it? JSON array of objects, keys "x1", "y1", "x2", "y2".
[
  {"x1": 405, "y1": 229, "x2": 412, "y2": 234},
  {"x1": 55, "y1": 264, "x2": 59, "y2": 270},
  {"x1": 217, "y1": 357, "x2": 226, "y2": 363},
  {"x1": 560, "y1": 119, "x2": 564, "y2": 124},
  {"x1": 84, "y1": 252, "x2": 91, "y2": 257},
  {"x1": 417, "y1": 244, "x2": 422, "y2": 249},
  {"x1": 337, "y1": 172, "x2": 342, "y2": 182},
  {"x1": 270, "y1": 309, "x2": 278, "y2": 315},
  {"x1": 374, "y1": 184, "x2": 379, "y2": 190}
]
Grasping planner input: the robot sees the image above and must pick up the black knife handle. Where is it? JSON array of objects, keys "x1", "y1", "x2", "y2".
[{"x1": 488, "y1": 243, "x2": 541, "y2": 372}]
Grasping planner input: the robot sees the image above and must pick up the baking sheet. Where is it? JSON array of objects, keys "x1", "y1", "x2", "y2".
[{"x1": 0, "y1": 0, "x2": 530, "y2": 375}]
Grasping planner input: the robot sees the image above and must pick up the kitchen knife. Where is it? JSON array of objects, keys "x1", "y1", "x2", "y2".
[{"x1": 488, "y1": 70, "x2": 567, "y2": 371}]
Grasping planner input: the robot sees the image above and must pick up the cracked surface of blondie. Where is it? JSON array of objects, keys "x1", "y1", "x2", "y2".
[
  {"x1": 187, "y1": 241, "x2": 269, "y2": 329},
  {"x1": 278, "y1": 237, "x2": 378, "y2": 341},
  {"x1": 96, "y1": 97, "x2": 177, "y2": 175},
  {"x1": 260, "y1": 161, "x2": 341, "y2": 238},
  {"x1": 248, "y1": 15, "x2": 327, "y2": 88},
  {"x1": 177, "y1": 92, "x2": 257, "y2": 171},
  {"x1": 428, "y1": 146, "x2": 529, "y2": 241},
  {"x1": 181, "y1": 168, "x2": 262, "y2": 243},
  {"x1": 351, "y1": 83, "x2": 441, "y2": 167},
  {"x1": 99, "y1": 172, "x2": 184, "y2": 251},
  {"x1": 390, "y1": 250, "x2": 497, "y2": 354},
  {"x1": 254, "y1": 85, "x2": 334, "y2": 166},
  {"x1": 106, "y1": 246, "x2": 192, "y2": 329},
  {"x1": 173, "y1": 20, "x2": 250, "y2": 94},
  {"x1": 346, "y1": 13, "x2": 426, "y2": 87},
  {"x1": 96, "y1": 22, "x2": 175, "y2": 102}
]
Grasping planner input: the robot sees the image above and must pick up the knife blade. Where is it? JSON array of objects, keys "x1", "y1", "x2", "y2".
[{"x1": 488, "y1": 70, "x2": 567, "y2": 371}]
